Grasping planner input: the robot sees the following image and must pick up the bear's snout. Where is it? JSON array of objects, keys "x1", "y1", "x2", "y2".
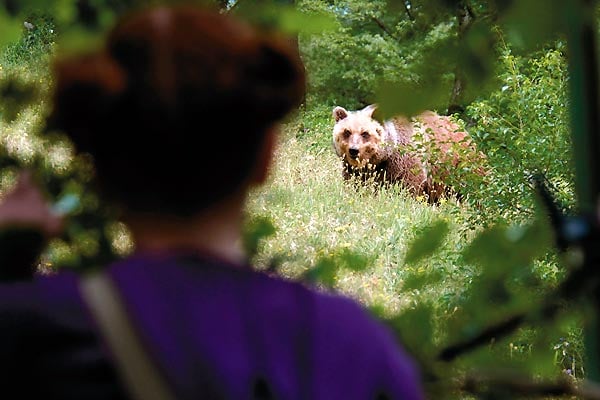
[{"x1": 348, "y1": 148, "x2": 360, "y2": 158}]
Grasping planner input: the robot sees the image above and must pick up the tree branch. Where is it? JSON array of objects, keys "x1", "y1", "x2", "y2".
[
  {"x1": 403, "y1": 1, "x2": 415, "y2": 21},
  {"x1": 438, "y1": 313, "x2": 527, "y2": 362},
  {"x1": 227, "y1": 0, "x2": 243, "y2": 13},
  {"x1": 439, "y1": 254, "x2": 600, "y2": 362},
  {"x1": 371, "y1": 17, "x2": 400, "y2": 42},
  {"x1": 447, "y1": 1, "x2": 476, "y2": 115}
]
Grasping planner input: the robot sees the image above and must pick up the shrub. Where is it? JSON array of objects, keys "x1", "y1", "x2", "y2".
[{"x1": 466, "y1": 41, "x2": 574, "y2": 221}]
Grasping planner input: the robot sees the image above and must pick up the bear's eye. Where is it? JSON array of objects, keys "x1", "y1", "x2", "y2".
[
  {"x1": 361, "y1": 131, "x2": 370, "y2": 139},
  {"x1": 343, "y1": 130, "x2": 351, "y2": 138}
]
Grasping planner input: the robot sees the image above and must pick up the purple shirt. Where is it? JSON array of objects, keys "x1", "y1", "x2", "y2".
[{"x1": 0, "y1": 252, "x2": 424, "y2": 399}]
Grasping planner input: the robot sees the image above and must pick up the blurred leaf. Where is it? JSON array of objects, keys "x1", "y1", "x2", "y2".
[
  {"x1": 0, "y1": 75, "x2": 39, "y2": 122},
  {"x1": 303, "y1": 256, "x2": 338, "y2": 287},
  {"x1": 502, "y1": 0, "x2": 569, "y2": 52},
  {"x1": 387, "y1": 302, "x2": 436, "y2": 359},
  {"x1": 234, "y1": 3, "x2": 336, "y2": 34},
  {"x1": 377, "y1": 78, "x2": 451, "y2": 118},
  {"x1": 55, "y1": 26, "x2": 104, "y2": 54},
  {"x1": 6, "y1": 0, "x2": 53, "y2": 13},
  {"x1": 302, "y1": 247, "x2": 371, "y2": 287},
  {"x1": 463, "y1": 220, "x2": 551, "y2": 274},
  {"x1": 243, "y1": 215, "x2": 276, "y2": 258},
  {"x1": 277, "y1": 7, "x2": 337, "y2": 34},
  {"x1": 455, "y1": 21, "x2": 499, "y2": 102},
  {"x1": 53, "y1": 0, "x2": 78, "y2": 26},
  {"x1": 403, "y1": 269, "x2": 444, "y2": 291},
  {"x1": 335, "y1": 247, "x2": 371, "y2": 272},
  {"x1": 405, "y1": 220, "x2": 449, "y2": 264},
  {"x1": 0, "y1": 9, "x2": 23, "y2": 49}
]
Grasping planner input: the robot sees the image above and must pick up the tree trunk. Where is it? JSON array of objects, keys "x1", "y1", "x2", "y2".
[{"x1": 447, "y1": 2, "x2": 474, "y2": 116}]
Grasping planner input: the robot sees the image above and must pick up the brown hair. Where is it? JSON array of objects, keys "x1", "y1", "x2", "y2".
[{"x1": 50, "y1": 6, "x2": 305, "y2": 215}]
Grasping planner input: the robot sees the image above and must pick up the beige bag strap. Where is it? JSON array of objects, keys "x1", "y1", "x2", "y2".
[{"x1": 80, "y1": 272, "x2": 177, "y2": 400}]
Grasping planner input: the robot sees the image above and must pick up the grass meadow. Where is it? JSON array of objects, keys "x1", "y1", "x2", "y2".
[{"x1": 246, "y1": 111, "x2": 483, "y2": 315}]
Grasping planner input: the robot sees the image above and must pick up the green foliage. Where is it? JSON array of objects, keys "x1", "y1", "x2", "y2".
[
  {"x1": 0, "y1": 4, "x2": 127, "y2": 270},
  {"x1": 234, "y1": 1, "x2": 337, "y2": 34},
  {"x1": 388, "y1": 302, "x2": 436, "y2": 360},
  {"x1": 0, "y1": 0, "x2": 594, "y2": 397},
  {"x1": 458, "y1": 220, "x2": 552, "y2": 325},
  {"x1": 0, "y1": 13, "x2": 56, "y2": 67},
  {"x1": 302, "y1": 247, "x2": 371, "y2": 286},
  {"x1": 0, "y1": 73, "x2": 40, "y2": 122},
  {"x1": 243, "y1": 215, "x2": 277, "y2": 258},
  {"x1": 501, "y1": 0, "x2": 570, "y2": 53},
  {"x1": 268, "y1": 1, "x2": 586, "y2": 396},
  {"x1": 0, "y1": 13, "x2": 56, "y2": 122},
  {"x1": 466, "y1": 42, "x2": 574, "y2": 221},
  {"x1": 404, "y1": 219, "x2": 449, "y2": 264},
  {"x1": 299, "y1": 0, "x2": 505, "y2": 114},
  {"x1": 299, "y1": 0, "x2": 459, "y2": 109}
]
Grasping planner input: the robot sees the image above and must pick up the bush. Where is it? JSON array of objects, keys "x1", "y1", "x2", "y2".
[
  {"x1": 0, "y1": 13, "x2": 56, "y2": 68},
  {"x1": 466, "y1": 41, "x2": 575, "y2": 221}
]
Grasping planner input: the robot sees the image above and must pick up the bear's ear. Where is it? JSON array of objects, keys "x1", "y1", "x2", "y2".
[
  {"x1": 333, "y1": 106, "x2": 348, "y2": 122},
  {"x1": 360, "y1": 104, "x2": 378, "y2": 118}
]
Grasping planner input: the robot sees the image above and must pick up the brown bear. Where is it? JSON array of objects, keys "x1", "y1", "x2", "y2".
[{"x1": 332, "y1": 104, "x2": 484, "y2": 202}]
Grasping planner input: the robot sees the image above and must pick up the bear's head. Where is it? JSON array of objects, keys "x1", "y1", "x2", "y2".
[{"x1": 332, "y1": 104, "x2": 390, "y2": 169}]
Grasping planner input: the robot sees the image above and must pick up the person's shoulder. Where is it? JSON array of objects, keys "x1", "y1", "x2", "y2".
[
  {"x1": 0, "y1": 270, "x2": 83, "y2": 319},
  {"x1": 0, "y1": 270, "x2": 88, "y2": 358},
  {"x1": 310, "y1": 291, "x2": 424, "y2": 399}
]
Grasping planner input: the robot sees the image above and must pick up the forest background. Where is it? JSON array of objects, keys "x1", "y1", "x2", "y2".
[{"x1": 0, "y1": 0, "x2": 593, "y2": 398}]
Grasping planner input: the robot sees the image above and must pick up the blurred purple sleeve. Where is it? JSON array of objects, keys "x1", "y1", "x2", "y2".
[{"x1": 313, "y1": 294, "x2": 425, "y2": 399}]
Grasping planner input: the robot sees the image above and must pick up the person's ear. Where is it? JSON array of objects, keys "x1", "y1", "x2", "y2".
[{"x1": 250, "y1": 126, "x2": 278, "y2": 186}]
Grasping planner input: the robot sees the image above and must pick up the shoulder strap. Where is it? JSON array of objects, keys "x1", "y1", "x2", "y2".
[{"x1": 80, "y1": 272, "x2": 177, "y2": 400}]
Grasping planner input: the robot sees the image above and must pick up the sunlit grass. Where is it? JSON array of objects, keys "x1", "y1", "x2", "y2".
[{"x1": 246, "y1": 123, "x2": 481, "y2": 313}]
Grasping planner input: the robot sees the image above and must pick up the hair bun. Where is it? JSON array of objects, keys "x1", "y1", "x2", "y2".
[
  {"x1": 49, "y1": 52, "x2": 126, "y2": 152},
  {"x1": 249, "y1": 40, "x2": 305, "y2": 121}
]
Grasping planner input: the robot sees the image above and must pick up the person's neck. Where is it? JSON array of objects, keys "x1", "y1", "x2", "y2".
[{"x1": 125, "y1": 196, "x2": 247, "y2": 265}]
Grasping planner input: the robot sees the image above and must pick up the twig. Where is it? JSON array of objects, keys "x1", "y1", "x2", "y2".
[
  {"x1": 371, "y1": 17, "x2": 400, "y2": 42},
  {"x1": 439, "y1": 257, "x2": 600, "y2": 362},
  {"x1": 439, "y1": 313, "x2": 526, "y2": 362},
  {"x1": 226, "y1": 0, "x2": 244, "y2": 13},
  {"x1": 403, "y1": 1, "x2": 415, "y2": 21},
  {"x1": 438, "y1": 298, "x2": 562, "y2": 362}
]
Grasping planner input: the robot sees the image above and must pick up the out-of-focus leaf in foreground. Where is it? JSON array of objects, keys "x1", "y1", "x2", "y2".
[{"x1": 405, "y1": 220, "x2": 450, "y2": 265}]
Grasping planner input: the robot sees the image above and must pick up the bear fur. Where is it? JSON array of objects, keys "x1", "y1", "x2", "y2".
[{"x1": 332, "y1": 104, "x2": 484, "y2": 202}]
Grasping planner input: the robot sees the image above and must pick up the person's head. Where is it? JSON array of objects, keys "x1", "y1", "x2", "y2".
[{"x1": 50, "y1": 5, "x2": 305, "y2": 217}]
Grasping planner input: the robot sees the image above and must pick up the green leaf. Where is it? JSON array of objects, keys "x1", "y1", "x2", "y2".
[
  {"x1": 335, "y1": 247, "x2": 370, "y2": 272},
  {"x1": 277, "y1": 7, "x2": 337, "y2": 34},
  {"x1": 0, "y1": 10, "x2": 23, "y2": 50},
  {"x1": 404, "y1": 220, "x2": 449, "y2": 264},
  {"x1": 502, "y1": 0, "x2": 570, "y2": 52},
  {"x1": 233, "y1": 3, "x2": 336, "y2": 35},
  {"x1": 463, "y1": 220, "x2": 551, "y2": 275},
  {"x1": 387, "y1": 303, "x2": 436, "y2": 359},
  {"x1": 303, "y1": 256, "x2": 338, "y2": 287},
  {"x1": 53, "y1": 0, "x2": 77, "y2": 26},
  {"x1": 302, "y1": 247, "x2": 371, "y2": 287},
  {"x1": 243, "y1": 216, "x2": 276, "y2": 258},
  {"x1": 55, "y1": 26, "x2": 105, "y2": 55},
  {"x1": 402, "y1": 270, "x2": 444, "y2": 291},
  {"x1": 376, "y1": 78, "x2": 452, "y2": 118},
  {"x1": 0, "y1": 75, "x2": 40, "y2": 122}
]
